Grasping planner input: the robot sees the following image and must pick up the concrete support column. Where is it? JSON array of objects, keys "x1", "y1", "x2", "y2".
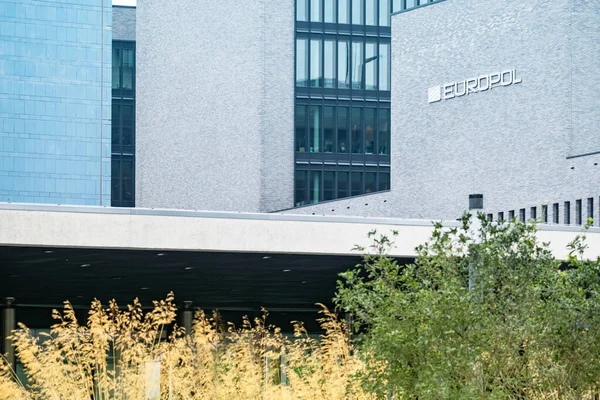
[
  {"x1": 1, "y1": 297, "x2": 16, "y2": 368},
  {"x1": 178, "y1": 301, "x2": 193, "y2": 336}
]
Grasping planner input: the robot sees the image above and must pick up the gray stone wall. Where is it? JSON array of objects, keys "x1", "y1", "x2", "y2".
[
  {"x1": 285, "y1": 0, "x2": 600, "y2": 225},
  {"x1": 136, "y1": 0, "x2": 293, "y2": 212},
  {"x1": 112, "y1": 6, "x2": 135, "y2": 42}
]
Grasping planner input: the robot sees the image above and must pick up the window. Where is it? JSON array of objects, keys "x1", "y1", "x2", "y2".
[
  {"x1": 498, "y1": 212, "x2": 504, "y2": 222},
  {"x1": 378, "y1": 108, "x2": 390, "y2": 155},
  {"x1": 351, "y1": 41, "x2": 363, "y2": 89},
  {"x1": 365, "y1": 42, "x2": 377, "y2": 90},
  {"x1": 339, "y1": 0, "x2": 350, "y2": 23},
  {"x1": 311, "y1": 0, "x2": 322, "y2": 22},
  {"x1": 352, "y1": 0, "x2": 363, "y2": 24},
  {"x1": 295, "y1": 106, "x2": 307, "y2": 152},
  {"x1": 564, "y1": 201, "x2": 571, "y2": 225},
  {"x1": 324, "y1": 40, "x2": 336, "y2": 88},
  {"x1": 309, "y1": 106, "x2": 321, "y2": 152},
  {"x1": 378, "y1": 172, "x2": 390, "y2": 191},
  {"x1": 296, "y1": 39, "x2": 308, "y2": 87},
  {"x1": 310, "y1": 39, "x2": 322, "y2": 87},
  {"x1": 111, "y1": 155, "x2": 135, "y2": 207},
  {"x1": 576, "y1": 199, "x2": 582, "y2": 225},
  {"x1": 418, "y1": 0, "x2": 429, "y2": 5},
  {"x1": 122, "y1": 49, "x2": 134, "y2": 90},
  {"x1": 378, "y1": 43, "x2": 390, "y2": 91},
  {"x1": 530, "y1": 206, "x2": 537, "y2": 220},
  {"x1": 351, "y1": 107, "x2": 363, "y2": 154},
  {"x1": 364, "y1": 108, "x2": 376, "y2": 154},
  {"x1": 323, "y1": 106, "x2": 335, "y2": 153},
  {"x1": 337, "y1": 41, "x2": 350, "y2": 89},
  {"x1": 542, "y1": 205, "x2": 548, "y2": 223},
  {"x1": 324, "y1": 171, "x2": 335, "y2": 201},
  {"x1": 337, "y1": 107, "x2": 349, "y2": 153},
  {"x1": 508, "y1": 210, "x2": 515, "y2": 220},
  {"x1": 379, "y1": 0, "x2": 390, "y2": 26},
  {"x1": 351, "y1": 171, "x2": 363, "y2": 196},
  {"x1": 365, "y1": 0, "x2": 376, "y2": 25},
  {"x1": 297, "y1": 0, "x2": 308, "y2": 21},
  {"x1": 588, "y1": 198, "x2": 594, "y2": 223},
  {"x1": 553, "y1": 203, "x2": 559, "y2": 224},
  {"x1": 112, "y1": 48, "x2": 121, "y2": 89},
  {"x1": 295, "y1": 170, "x2": 308, "y2": 206},
  {"x1": 519, "y1": 208, "x2": 526, "y2": 223},
  {"x1": 310, "y1": 170, "x2": 322, "y2": 203},
  {"x1": 121, "y1": 103, "x2": 134, "y2": 147},
  {"x1": 406, "y1": 0, "x2": 416, "y2": 9},
  {"x1": 365, "y1": 172, "x2": 376, "y2": 193},
  {"x1": 392, "y1": 0, "x2": 401, "y2": 12},
  {"x1": 324, "y1": 0, "x2": 336, "y2": 22},
  {"x1": 338, "y1": 171, "x2": 349, "y2": 198},
  {"x1": 487, "y1": 214, "x2": 493, "y2": 222}
]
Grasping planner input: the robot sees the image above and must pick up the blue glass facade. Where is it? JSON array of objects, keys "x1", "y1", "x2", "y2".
[{"x1": 0, "y1": 0, "x2": 112, "y2": 205}]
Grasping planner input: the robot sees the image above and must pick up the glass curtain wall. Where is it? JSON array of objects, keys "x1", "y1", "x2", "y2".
[
  {"x1": 295, "y1": 0, "x2": 393, "y2": 206},
  {"x1": 111, "y1": 41, "x2": 136, "y2": 208}
]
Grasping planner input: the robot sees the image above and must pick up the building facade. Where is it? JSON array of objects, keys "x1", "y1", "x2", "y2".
[
  {"x1": 0, "y1": 0, "x2": 111, "y2": 206},
  {"x1": 287, "y1": 0, "x2": 600, "y2": 225}
]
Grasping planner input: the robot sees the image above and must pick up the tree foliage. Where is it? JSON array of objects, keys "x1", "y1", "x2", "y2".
[{"x1": 335, "y1": 214, "x2": 600, "y2": 399}]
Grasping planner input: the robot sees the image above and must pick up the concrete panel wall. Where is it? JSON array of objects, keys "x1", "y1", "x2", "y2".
[
  {"x1": 287, "y1": 0, "x2": 600, "y2": 223},
  {"x1": 0, "y1": 0, "x2": 112, "y2": 206},
  {"x1": 112, "y1": 6, "x2": 135, "y2": 42},
  {"x1": 136, "y1": 0, "x2": 294, "y2": 213}
]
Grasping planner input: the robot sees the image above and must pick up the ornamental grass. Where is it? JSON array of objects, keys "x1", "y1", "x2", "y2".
[{"x1": 0, "y1": 292, "x2": 374, "y2": 400}]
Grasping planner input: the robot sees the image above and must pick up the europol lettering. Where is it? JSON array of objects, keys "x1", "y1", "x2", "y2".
[{"x1": 428, "y1": 69, "x2": 522, "y2": 104}]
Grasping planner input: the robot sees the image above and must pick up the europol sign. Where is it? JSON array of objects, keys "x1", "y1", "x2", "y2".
[{"x1": 428, "y1": 69, "x2": 522, "y2": 104}]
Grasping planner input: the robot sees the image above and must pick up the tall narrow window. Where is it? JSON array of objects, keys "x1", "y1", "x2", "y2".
[
  {"x1": 542, "y1": 205, "x2": 548, "y2": 223},
  {"x1": 323, "y1": 106, "x2": 335, "y2": 153},
  {"x1": 310, "y1": 39, "x2": 322, "y2": 87},
  {"x1": 111, "y1": 158, "x2": 120, "y2": 203},
  {"x1": 378, "y1": 43, "x2": 390, "y2": 91},
  {"x1": 365, "y1": 0, "x2": 376, "y2": 25},
  {"x1": 519, "y1": 208, "x2": 526, "y2": 222},
  {"x1": 295, "y1": 170, "x2": 308, "y2": 206},
  {"x1": 365, "y1": 172, "x2": 376, "y2": 193},
  {"x1": 122, "y1": 159, "x2": 134, "y2": 203},
  {"x1": 122, "y1": 49, "x2": 134, "y2": 90},
  {"x1": 339, "y1": 0, "x2": 350, "y2": 23},
  {"x1": 553, "y1": 203, "x2": 559, "y2": 224},
  {"x1": 379, "y1": 0, "x2": 390, "y2": 26},
  {"x1": 311, "y1": 0, "x2": 322, "y2": 22},
  {"x1": 530, "y1": 206, "x2": 537, "y2": 220},
  {"x1": 588, "y1": 197, "x2": 594, "y2": 223},
  {"x1": 378, "y1": 108, "x2": 390, "y2": 155},
  {"x1": 487, "y1": 214, "x2": 493, "y2": 222},
  {"x1": 392, "y1": 0, "x2": 402, "y2": 12},
  {"x1": 309, "y1": 106, "x2": 321, "y2": 153},
  {"x1": 365, "y1": 42, "x2": 377, "y2": 90},
  {"x1": 352, "y1": 0, "x2": 363, "y2": 24},
  {"x1": 324, "y1": 40, "x2": 336, "y2": 88},
  {"x1": 310, "y1": 171, "x2": 322, "y2": 203},
  {"x1": 111, "y1": 104, "x2": 120, "y2": 146},
  {"x1": 351, "y1": 171, "x2": 363, "y2": 196},
  {"x1": 351, "y1": 41, "x2": 363, "y2": 89},
  {"x1": 338, "y1": 171, "x2": 349, "y2": 198},
  {"x1": 121, "y1": 103, "x2": 134, "y2": 147},
  {"x1": 112, "y1": 48, "x2": 121, "y2": 89},
  {"x1": 498, "y1": 212, "x2": 504, "y2": 222},
  {"x1": 296, "y1": 39, "x2": 308, "y2": 87},
  {"x1": 508, "y1": 210, "x2": 515, "y2": 220},
  {"x1": 295, "y1": 105, "x2": 307, "y2": 152},
  {"x1": 406, "y1": 0, "x2": 416, "y2": 9},
  {"x1": 324, "y1": 0, "x2": 336, "y2": 22},
  {"x1": 364, "y1": 108, "x2": 376, "y2": 154},
  {"x1": 564, "y1": 201, "x2": 571, "y2": 225},
  {"x1": 337, "y1": 41, "x2": 350, "y2": 89},
  {"x1": 324, "y1": 171, "x2": 335, "y2": 201},
  {"x1": 576, "y1": 199, "x2": 582, "y2": 225},
  {"x1": 378, "y1": 172, "x2": 390, "y2": 191},
  {"x1": 297, "y1": 0, "x2": 308, "y2": 21},
  {"x1": 337, "y1": 107, "x2": 349, "y2": 153},
  {"x1": 351, "y1": 107, "x2": 363, "y2": 154}
]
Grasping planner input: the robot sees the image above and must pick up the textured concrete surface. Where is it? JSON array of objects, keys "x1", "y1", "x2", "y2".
[
  {"x1": 136, "y1": 0, "x2": 294, "y2": 212},
  {"x1": 286, "y1": 0, "x2": 600, "y2": 225},
  {"x1": 112, "y1": 6, "x2": 135, "y2": 42}
]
